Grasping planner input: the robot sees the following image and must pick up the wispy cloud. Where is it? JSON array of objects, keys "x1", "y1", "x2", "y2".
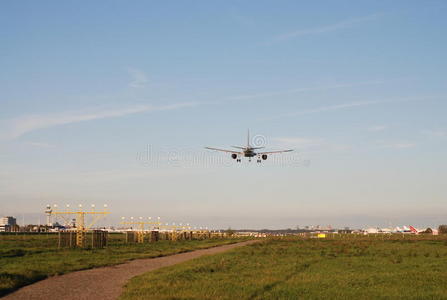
[
  {"x1": 267, "y1": 100, "x2": 383, "y2": 120},
  {"x1": 25, "y1": 142, "x2": 55, "y2": 148},
  {"x1": 128, "y1": 68, "x2": 149, "y2": 88},
  {"x1": 377, "y1": 142, "x2": 416, "y2": 149},
  {"x1": 0, "y1": 102, "x2": 196, "y2": 140},
  {"x1": 368, "y1": 125, "x2": 387, "y2": 132},
  {"x1": 224, "y1": 80, "x2": 385, "y2": 102},
  {"x1": 265, "y1": 96, "x2": 439, "y2": 120},
  {"x1": 273, "y1": 137, "x2": 350, "y2": 152},
  {"x1": 421, "y1": 130, "x2": 446, "y2": 137},
  {"x1": 275, "y1": 13, "x2": 383, "y2": 41},
  {"x1": 274, "y1": 137, "x2": 325, "y2": 149}
]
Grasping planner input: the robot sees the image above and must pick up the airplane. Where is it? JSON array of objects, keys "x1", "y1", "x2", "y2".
[
  {"x1": 409, "y1": 226, "x2": 424, "y2": 234},
  {"x1": 395, "y1": 226, "x2": 404, "y2": 233},
  {"x1": 205, "y1": 130, "x2": 293, "y2": 163}
]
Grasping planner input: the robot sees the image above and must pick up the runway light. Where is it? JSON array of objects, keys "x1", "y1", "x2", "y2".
[
  {"x1": 53, "y1": 204, "x2": 58, "y2": 208},
  {"x1": 91, "y1": 204, "x2": 95, "y2": 208},
  {"x1": 66, "y1": 204, "x2": 70, "y2": 208},
  {"x1": 79, "y1": 204, "x2": 82, "y2": 208},
  {"x1": 121, "y1": 217, "x2": 125, "y2": 220},
  {"x1": 139, "y1": 217, "x2": 143, "y2": 220}
]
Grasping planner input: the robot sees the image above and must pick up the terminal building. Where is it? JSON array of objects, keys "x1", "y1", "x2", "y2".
[{"x1": 0, "y1": 216, "x2": 18, "y2": 232}]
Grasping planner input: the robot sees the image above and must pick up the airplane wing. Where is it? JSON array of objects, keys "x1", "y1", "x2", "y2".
[
  {"x1": 205, "y1": 147, "x2": 243, "y2": 154},
  {"x1": 257, "y1": 149, "x2": 293, "y2": 155}
]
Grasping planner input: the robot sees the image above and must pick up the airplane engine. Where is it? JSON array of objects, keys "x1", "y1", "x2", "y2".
[
  {"x1": 262, "y1": 154, "x2": 268, "y2": 160},
  {"x1": 231, "y1": 153, "x2": 237, "y2": 159}
]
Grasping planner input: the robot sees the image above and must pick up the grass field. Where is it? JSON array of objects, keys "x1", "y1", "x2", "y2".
[
  {"x1": 121, "y1": 236, "x2": 447, "y2": 300},
  {"x1": 0, "y1": 233, "x2": 245, "y2": 297}
]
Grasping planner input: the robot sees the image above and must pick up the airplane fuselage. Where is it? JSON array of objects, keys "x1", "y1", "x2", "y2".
[{"x1": 243, "y1": 148, "x2": 257, "y2": 157}]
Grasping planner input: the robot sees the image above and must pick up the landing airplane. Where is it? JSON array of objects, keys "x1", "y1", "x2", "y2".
[{"x1": 205, "y1": 130, "x2": 293, "y2": 163}]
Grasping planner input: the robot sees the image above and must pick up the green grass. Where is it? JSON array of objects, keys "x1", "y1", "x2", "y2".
[
  {"x1": 121, "y1": 236, "x2": 447, "y2": 300},
  {"x1": 0, "y1": 233, "x2": 245, "y2": 297}
]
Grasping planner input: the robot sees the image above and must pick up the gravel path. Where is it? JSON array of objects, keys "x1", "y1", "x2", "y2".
[{"x1": 3, "y1": 240, "x2": 257, "y2": 300}]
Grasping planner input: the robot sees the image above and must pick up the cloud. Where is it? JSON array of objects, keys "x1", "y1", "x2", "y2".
[
  {"x1": 275, "y1": 13, "x2": 383, "y2": 41},
  {"x1": 421, "y1": 130, "x2": 446, "y2": 137},
  {"x1": 274, "y1": 137, "x2": 325, "y2": 149},
  {"x1": 273, "y1": 137, "x2": 349, "y2": 152},
  {"x1": 128, "y1": 68, "x2": 149, "y2": 88},
  {"x1": 0, "y1": 102, "x2": 196, "y2": 140},
  {"x1": 25, "y1": 142, "x2": 55, "y2": 148},
  {"x1": 224, "y1": 80, "x2": 385, "y2": 102},
  {"x1": 265, "y1": 95, "x2": 439, "y2": 120},
  {"x1": 368, "y1": 125, "x2": 387, "y2": 132},
  {"x1": 377, "y1": 141, "x2": 416, "y2": 149},
  {"x1": 267, "y1": 100, "x2": 384, "y2": 120}
]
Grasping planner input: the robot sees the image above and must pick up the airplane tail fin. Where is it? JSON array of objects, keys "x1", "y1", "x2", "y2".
[
  {"x1": 409, "y1": 226, "x2": 418, "y2": 233},
  {"x1": 247, "y1": 129, "x2": 250, "y2": 147}
]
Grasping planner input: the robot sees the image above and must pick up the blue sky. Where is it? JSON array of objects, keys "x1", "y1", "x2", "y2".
[{"x1": 1, "y1": 1, "x2": 446, "y2": 229}]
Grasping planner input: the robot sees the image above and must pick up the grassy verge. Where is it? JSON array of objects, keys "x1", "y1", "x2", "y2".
[
  {"x1": 121, "y1": 237, "x2": 447, "y2": 300},
  {"x1": 0, "y1": 233, "x2": 246, "y2": 297}
]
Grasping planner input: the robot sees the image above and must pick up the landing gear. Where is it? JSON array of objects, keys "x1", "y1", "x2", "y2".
[
  {"x1": 236, "y1": 158, "x2": 241, "y2": 162},
  {"x1": 257, "y1": 159, "x2": 261, "y2": 163}
]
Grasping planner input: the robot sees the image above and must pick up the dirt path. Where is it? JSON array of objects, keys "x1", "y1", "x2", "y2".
[{"x1": 3, "y1": 240, "x2": 257, "y2": 300}]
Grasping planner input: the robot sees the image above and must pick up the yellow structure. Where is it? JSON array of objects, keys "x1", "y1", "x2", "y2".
[
  {"x1": 317, "y1": 233, "x2": 327, "y2": 238},
  {"x1": 49, "y1": 204, "x2": 110, "y2": 247},
  {"x1": 159, "y1": 222, "x2": 192, "y2": 241},
  {"x1": 120, "y1": 217, "x2": 162, "y2": 243}
]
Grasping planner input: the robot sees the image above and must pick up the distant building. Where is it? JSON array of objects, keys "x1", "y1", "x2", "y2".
[
  {"x1": 0, "y1": 216, "x2": 17, "y2": 226},
  {"x1": 45, "y1": 205, "x2": 53, "y2": 226},
  {"x1": 0, "y1": 216, "x2": 17, "y2": 232}
]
